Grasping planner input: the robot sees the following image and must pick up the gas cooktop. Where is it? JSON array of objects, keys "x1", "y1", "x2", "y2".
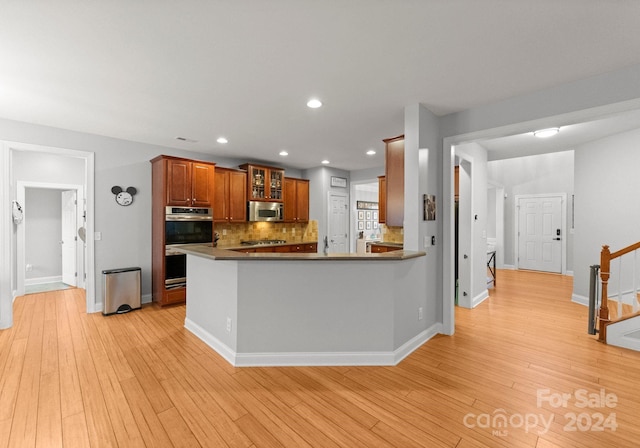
[{"x1": 240, "y1": 239, "x2": 287, "y2": 246}]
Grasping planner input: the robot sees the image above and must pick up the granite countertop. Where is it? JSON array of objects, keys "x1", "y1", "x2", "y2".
[
  {"x1": 216, "y1": 240, "x2": 318, "y2": 250},
  {"x1": 174, "y1": 244, "x2": 425, "y2": 261}
]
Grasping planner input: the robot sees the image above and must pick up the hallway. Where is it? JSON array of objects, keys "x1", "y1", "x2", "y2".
[{"x1": 0, "y1": 270, "x2": 638, "y2": 447}]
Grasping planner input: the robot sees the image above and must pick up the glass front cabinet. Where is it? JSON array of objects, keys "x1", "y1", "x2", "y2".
[{"x1": 240, "y1": 164, "x2": 284, "y2": 202}]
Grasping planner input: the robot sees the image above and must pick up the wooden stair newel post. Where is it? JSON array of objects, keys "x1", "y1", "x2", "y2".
[{"x1": 599, "y1": 245, "x2": 611, "y2": 342}]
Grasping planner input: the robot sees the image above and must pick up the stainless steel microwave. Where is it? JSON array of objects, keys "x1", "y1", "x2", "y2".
[{"x1": 248, "y1": 201, "x2": 283, "y2": 222}]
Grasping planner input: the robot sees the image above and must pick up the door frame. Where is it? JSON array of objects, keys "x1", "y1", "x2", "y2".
[
  {"x1": 327, "y1": 191, "x2": 349, "y2": 253},
  {"x1": 0, "y1": 141, "x2": 95, "y2": 329},
  {"x1": 515, "y1": 193, "x2": 567, "y2": 274},
  {"x1": 16, "y1": 181, "x2": 85, "y2": 295}
]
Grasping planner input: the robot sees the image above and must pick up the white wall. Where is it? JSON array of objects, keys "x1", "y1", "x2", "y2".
[
  {"x1": 404, "y1": 104, "x2": 443, "y2": 325},
  {"x1": 455, "y1": 142, "x2": 489, "y2": 307},
  {"x1": 487, "y1": 151, "x2": 574, "y2": 271},
  {"x1": 573, "y1": 128, "x2": 640, "y2": 300},
  {"x1": 25, "y1": 188, "x2": 62, "y2": 280}
]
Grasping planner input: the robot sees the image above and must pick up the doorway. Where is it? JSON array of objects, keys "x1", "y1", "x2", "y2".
[
  {"x1": 328, "y1": 191, "x2": 349, "y2": 253},
  {"x1": 0, "y1": 142, "x2": 95, "y2": 329},
  {"x1": 515, "y1": 194, "x2": 566, "y2": 274},
  {"x1": 17, "y1": 183, "x2": 85, "y2": 295}
]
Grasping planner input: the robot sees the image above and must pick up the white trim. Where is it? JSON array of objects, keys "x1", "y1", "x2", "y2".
[
  {"x1": 571, "y1": 294, "x2": 589, "y2": 306},
  {"x1": 25, "y1": 275, "x2": 63, "y2": 286},
  {"x1": 503, "y1": 264, "x2": 516, "y2": 270},
  {"x1": 185, "y1": 318, "x2": 442, "y2": 367},
  {"x1": 0, "y1": 144, "x2": 12, "y2": 328},
  {"x1": 142, "y1": 293, "x2": 152, "y2": 304},
  {"x1": 1, "y1": 142, "x2": 96, "y2": 318},
  {"x1": 458, "y1": 289, "x2": 490, "y2": 309}
]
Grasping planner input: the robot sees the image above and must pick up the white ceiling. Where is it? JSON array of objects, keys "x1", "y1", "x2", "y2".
[{"x1": 2, "y1": 1, "x2": 640, "y2": 171}]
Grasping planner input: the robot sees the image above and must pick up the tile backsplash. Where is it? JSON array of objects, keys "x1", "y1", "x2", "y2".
[
  {"x1": 215, "y1": 220, "x2": 318, "y2": 247},
  {"x1": 381, "y1": 225, "x2": 403, "y2": 244}
]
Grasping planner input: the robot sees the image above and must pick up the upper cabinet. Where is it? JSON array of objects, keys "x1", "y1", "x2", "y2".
[
  {"x1": 377, "y1": 175, "x2": 386, "y2": 224},
  {"x1": 384, "y1": 135, "x2": 404, "y2": 227},
  {"x1": 214, "y1": 167, "x2": 247, "y2": 223},
  {"x1": 239, "y1": 164, "x2": 285, "y2": 202},
  {"x1": 165, "y1": 157, "x2": 216, "y2": 207},
  {"x1": 283, "y1": 177, "x2": 309, "y2": 222}
]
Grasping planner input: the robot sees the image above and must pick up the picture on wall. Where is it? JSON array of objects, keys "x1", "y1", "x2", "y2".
[{"x1": 424, "y1": 194, "x2": 436, "y2": 221}]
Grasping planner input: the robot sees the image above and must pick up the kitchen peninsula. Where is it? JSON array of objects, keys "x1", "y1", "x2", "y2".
[{"x1": 175, "y1": 245, "x2": 435, "y2": 367}]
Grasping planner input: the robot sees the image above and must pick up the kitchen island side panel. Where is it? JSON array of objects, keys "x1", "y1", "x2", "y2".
[
  {"x1": 236, "y1": 260, "x2": 395, "y2": 354},
  {"x1": 185, "y1": 256, "x2": 238, "y2": 353}
]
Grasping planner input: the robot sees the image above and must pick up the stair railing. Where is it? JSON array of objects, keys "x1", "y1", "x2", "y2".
[{"x1": 598, "y1": 242, "x2": 640, "y2": 342}]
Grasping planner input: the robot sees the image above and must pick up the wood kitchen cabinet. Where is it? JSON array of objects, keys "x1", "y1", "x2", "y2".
[
  {"x1": 214, "y1": 167, "x2": 247, "y2": 223},
  {"x1": 150, "y1": 155, "x2": 215, "y2": 307},
  {"x1": 370, "y1": 243, "x2": 402, "y2": 253},
  {"x1": 384, "y1": 135, "x2": 404, "y2": 227},
  {"x1": 378, "y1": 175, "x2": 386, "y2": 224},
  {"x1": 239, "y1": 163, "x2": 285, "y2": 202},
  {"x1": 165, "y1": 157, "x2": 216, "y2": 207},
  {"x1": 231, "y1": 242, "x2": 317, "y2": 254},
  {"x1": 283, "y1": 177, "x2": 309, "y2": 222}
]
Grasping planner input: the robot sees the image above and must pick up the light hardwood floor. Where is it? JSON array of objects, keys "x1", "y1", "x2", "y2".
[{"x1": 1, "y1": 269, "x2": 640, "y2": 447}]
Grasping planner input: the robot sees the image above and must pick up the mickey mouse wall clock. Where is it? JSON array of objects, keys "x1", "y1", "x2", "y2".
[{"x1": 111, "y1": 186, "x2": 137, "y2": 206}]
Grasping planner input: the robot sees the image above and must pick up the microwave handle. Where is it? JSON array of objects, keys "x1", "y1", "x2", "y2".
[{"x1": 278, "y1": 204, "x2": 283, "y2": 220}]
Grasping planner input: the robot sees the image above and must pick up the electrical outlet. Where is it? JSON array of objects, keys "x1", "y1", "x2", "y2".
[
  {"x1": 423, "y1": 236, "x2": 429, "y2": 248},
  {"x1": 25, "y1": 263, "x2": 32, "y2": 272},
  {"x1": 292, "y1": 228, "x2": 296, "y2": 235},
  {"x1": 94, "y1": 231, "x2": 102, "y2": 241},
  {"x1": 226, "y1": 317, "x2": 232, "y2": 333},
  {"x1": 222, "y1": 229, "x2": 227, "y2": 236},
  {"x1": 418, "y1": 307, "x2": 424, "y2": 320},
  {"x1": 282, "y1": 228, "x2": 286, "y2": 233}
]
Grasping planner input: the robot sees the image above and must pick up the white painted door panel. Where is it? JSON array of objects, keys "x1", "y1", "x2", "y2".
[
  {"x1": 518, "y1": 196, "x2": 562, "y2": 273},
  {"x1": 61, "y1": 190, "x2": 77, "y2": 286}
]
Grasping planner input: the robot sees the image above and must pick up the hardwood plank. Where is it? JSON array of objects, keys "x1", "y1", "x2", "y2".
[
  {"x1": 157, "y1": 407, "x2": 201, "y2": 448},
  {"x1": 61, "y1": 412, "x2": 91, "y2": 448},
  {"x1": 3, "y1": 269, "x2": 640, "y2": 448},
  {"x1": 119, "y1": 377, "x2": 174, "y2": 447}
]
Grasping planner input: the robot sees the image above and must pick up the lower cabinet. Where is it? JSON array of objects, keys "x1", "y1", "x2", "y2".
[{"x1": 370, "y1": 244, "x2": 402, "y2": 253}]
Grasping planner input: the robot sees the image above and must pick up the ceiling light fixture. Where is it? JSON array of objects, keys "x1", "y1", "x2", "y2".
[
  {"x1": 307, "y1": 98, "x2": 322, "y2": 109},
  {"x1": 533, "y1": 127, "x2": 560, "y2": 138},
  {"x1": 366, "y1": 149, "x2": 376, "y2": 156},
  {"x1": 321, "y1": 159, "x2": 330, "y2": 165},
  {"x1": 279, "y1": 150, "x2": 289, "y2": 156},
  {"x1": 217, "y1": 137, "x2": 228, "y2": 144}
]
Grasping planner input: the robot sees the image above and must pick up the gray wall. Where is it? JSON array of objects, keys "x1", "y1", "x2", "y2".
[
  {"x1": 487, "y1": 151, "x2": 575, "y2": 271},
  {"x1": 25, "y1": 188, "x2": 62, "y2": 280},
  {"x1": 573, "y1": 128, "x2": 640, "y2": 301}
]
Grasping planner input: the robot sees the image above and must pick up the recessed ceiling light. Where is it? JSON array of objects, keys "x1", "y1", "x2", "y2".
[
  {"x1": 279, "y1": 150, "x2": 289, "y2": 156},
  {"x1": 307, "y1": 98, "x2": 322, "y2": 109},
  {"x1": 217, "y1": 137, "x2": 228, "y2": 144},
  {"x1": 321, "y1": 159, "x2": 330, "y2": 165},
  {"x1": 533, "y1": 128, "x2": 560, "y2": 138},
  {"x1": 366, "y1": 149, "x2": 376, "y2": 156}
]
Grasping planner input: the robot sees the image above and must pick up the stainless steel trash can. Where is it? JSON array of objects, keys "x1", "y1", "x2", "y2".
[{"x1": 102, "y1": 267, "x2": 141, "y2": 315}]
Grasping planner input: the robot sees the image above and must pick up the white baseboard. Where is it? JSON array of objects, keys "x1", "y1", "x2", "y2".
[
  {"x1": 503, "y1": 264, "x2": 516, "y2": 270},
  {"x1": 565, "y1": 270, "x2": 574, "y2": 277},
  {"x1": 458, "y1": 289, "x2": 490, "y2": 309},
  {"x1": 142, "y1": 293, "x2": 152, "y2": 304},
  {"x1": 25, "y1": 275, "x2": 62, "y2": 286},
  {"x1": 184, "y1": 318, "x2": 443, "y2": 367},
  {"x1": 572, "y1": 294, "x2": 589, "y2": 307}
]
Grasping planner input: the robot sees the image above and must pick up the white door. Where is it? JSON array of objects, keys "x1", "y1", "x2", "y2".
[
  {"x1": 328, "y1": 192, "x2": 348, "y2": 253},
  {"x1": 61, "y1": 190, "x2": 77, "y2": 286},
  {"x1": 517, "y1": 196, "x2": 562, "y2": 273}
]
